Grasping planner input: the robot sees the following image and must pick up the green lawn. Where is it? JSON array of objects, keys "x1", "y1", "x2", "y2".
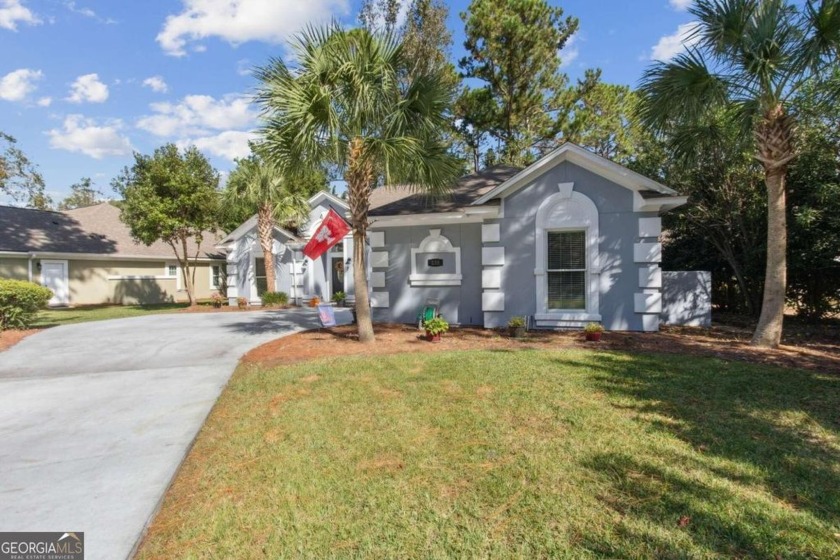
[
  {"x1": 33, "y1": 303, "x2": 188, "y2": 327},
  {"x1": 137, "y1": 349, "x2": 840, "y2": 559}
]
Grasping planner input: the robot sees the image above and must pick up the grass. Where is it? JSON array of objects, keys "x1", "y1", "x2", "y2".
[
  {"x1": 32, "y1": 303, "x2": 188, "y2": 327},
  {"x1": 136, "y1": 349, "x2": 840, "y2": 559}
]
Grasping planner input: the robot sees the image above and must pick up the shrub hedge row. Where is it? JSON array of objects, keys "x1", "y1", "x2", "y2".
[{"x1": 0, "y1": 279, "x2": 53, "y2": 331}]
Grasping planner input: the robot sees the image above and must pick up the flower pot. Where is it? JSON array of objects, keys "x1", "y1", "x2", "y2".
[
  {"x1": 426, "y1": 330, "x2": 441, "y2": 343},
  {"x1": 585, "y1": 332, "x2": 602, "y2": 342},
  {"x1": 509, "y1": 326, "x2": 526, "y2": 338}
]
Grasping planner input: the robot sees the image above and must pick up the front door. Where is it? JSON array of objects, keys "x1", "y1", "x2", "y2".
[
  {"x1": 41, "y1": 260, "x2": 69, "y2": 306},
  {"x1": 331, "y1": 257, "x2": 344, "y2": 298}
]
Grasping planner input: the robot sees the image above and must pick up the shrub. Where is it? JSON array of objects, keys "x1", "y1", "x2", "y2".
[
  {"x1": 261, "y1": 291, "x2": 289, "y2": 307},
  {"x1": 424, "y1": 316, "x2": 449, "y2": 335},
  {"x1": 237, "y1": 297, "x2": 248, "y2": 310},
  {"x1": 0, "y1": 279, "x2": 53, "y2": 331},
  {"x1": 583, "y1": 322, "x2": 604, "y2": 334},
  {"x1": 309, "y1": 296, "x2": 321, "y2": 308},
  {"x1": 508, "y1": 316, "x2": 526, "y2": 328},
  {"x1": 211, "y1": 292, "x2": 224, "y2": 308},
  {"x1": 331, "y1": 291, "x2": 346, "y2": 304}
]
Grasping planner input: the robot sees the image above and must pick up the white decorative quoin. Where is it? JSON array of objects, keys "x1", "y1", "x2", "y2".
[
  {"x1": 482, "y1": 292, "x2": 504, "y2": 311},
  {"x1": 368, "y1": 231, "x2": 385, "y2": 248},
  {"x1": 534, "y1": 183, "x2": 602, "y2": 322},
  {"x1": 481, "y1": 223, "x2": 500, "y2": 243},
  {"x1": 370, "y1": 292, "x2": 390, "y2": 308},
  {"x1": 481, "y1": 247, "x2": 505, "y2": 266},
  {"x1": 634, "y1": 242, "x2": 662, "y2": 263},
  {"x1": 634, "y1": 292, "x2": 663, "y2": 314},
  {"x1": 482, "y1": 268, "x2": 501, "y2": 289},
  {"x1": 370, "y1": 271, "x2": 386, "y2": 288},
  {"x1": 370, "y1": 251, "x2": 389, "y2": 268},
  {"x1": 409, "y1": 229, "x2": 462, "y2": 286},
  {"x1": 638, "y1": 265, "x2": 662, "y2": 288},
  {"x1": 638, "y1": 217, "x2": 662, "y2": 238}
]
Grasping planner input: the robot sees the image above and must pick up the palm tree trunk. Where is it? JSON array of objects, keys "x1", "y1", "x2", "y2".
[
  {"x1": 751, "y1": 167, "x2": 787, "y2": 347},
  {"x1": 257, "y1": 203, "x2": 276, "y2": 294},
  {"x1": 346, "y1": 137, "x2": 375, "y2": 343}
]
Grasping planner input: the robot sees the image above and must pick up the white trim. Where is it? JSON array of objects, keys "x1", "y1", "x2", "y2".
[
  {"x1": 21, "y1": 251, "x2": 223, "y2": 263},
  {"x1": 534, "y1": 187, "x2": 601, "y2": 321},
  {"x1": 0, "y1": 251, "x2": 28, "y2": 256},
  {"x1": 370, "y1": 208, "x2": 499, "y2": 227},
  {"x1": 370, "y1": 251, "x2": 389, "y2": 268},
  {"x1": 409, "y1": 229, "x2": 462, "y2": 287},
  {"x1": 308, "y1": 190, "x2": 349, "y2": 210},
  {"x1": 368, "y1": 231, "x2": 385, "y2": 248},
  {"x1": 40, "y1": 259, "x2": 69, "y2": 306},
  {"x1": 634, "y1": 292, "x2": 663, "y2": 314},
  {"x1": 482, "y1": 268, "x2": 501, "y2": 289},
  {"x1": 209, "y1": 264, "x2": 223, "y2": 290},
  {"x1": 638, "y1": 265, "x2": 662, "y2": 289},
  {"x1": 472, "y1": 143, "x2": 681, "y2": 208},
  {"x1": 217, "y1": 215, "x2": 300, "y2": 246},
  {"x1": 535, "y1": 312, "x2": 602, "y2": 322},
  {"x1": 370, "y1": 292, "x2": 390, "y2": 308},
  {"x1": 108, "y1": 275, "x2": 172, "y2": 281},
  {"x1": 370, "y1": 271, "x2": 386, "y2": 288},
  {"x1": 164, "y1": 262, "x2": 182, "y2": 290}
]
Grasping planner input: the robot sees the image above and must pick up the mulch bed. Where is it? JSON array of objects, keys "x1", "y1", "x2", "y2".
[
  {"x1": 243, "y1": 322, "x2": 840, "y2": 375},
  {"x1": 0, "y1": 329, "x2": 38, "y2": 352}
]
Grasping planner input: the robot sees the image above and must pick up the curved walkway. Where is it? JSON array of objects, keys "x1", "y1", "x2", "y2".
[{"x1": 0, "y1": 308, "x2": 350, "y2": 560}]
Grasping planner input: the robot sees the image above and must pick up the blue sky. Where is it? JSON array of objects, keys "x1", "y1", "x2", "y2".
[{"x1": 0, "y1": 0, "x2": 697, "y2": 203}]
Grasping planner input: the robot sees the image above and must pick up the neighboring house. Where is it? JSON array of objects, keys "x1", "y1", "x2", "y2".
[
  {"x1": 0, "y1": 202, "x2": 226, "y2": 306},
  {"x1": 220, "y1": 143, "x2": 711, "y2": 331}
]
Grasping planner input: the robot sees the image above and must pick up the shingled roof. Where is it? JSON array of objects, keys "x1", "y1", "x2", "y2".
[
  {"x1": 368, "y1": 165, "x2": 521, "y2": 216},
  {"x1": 0, "y1": 202, "x2": 223, "y2": 259}
]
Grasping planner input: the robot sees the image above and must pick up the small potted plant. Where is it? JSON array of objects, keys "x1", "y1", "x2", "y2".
[
  {"x1": 309, "y1": 296, "x2": 321, "y2": 308},
  {"x1": 331, "y1": 291, "x2": 346, "y2": 307},
  {"x1": 584, "y1": 322, "x2": 604, "y2": 342},
  {"x1": 424, "y1": 316, "x2": 449, "y2": 343},
  {"x1": 508, "y1": 316, "x2": 526, "y2": 338},
  {"x1": 237, "y1": 296, "x2": 248, "y2": 310},
  {"x1": 211, "y1": 292, "x2": 224, "y2": 309}
]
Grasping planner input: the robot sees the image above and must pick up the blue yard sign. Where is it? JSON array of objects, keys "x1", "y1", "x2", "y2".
[{"x1": 317, "y1": 303, "x2": 336, "y2": 327}]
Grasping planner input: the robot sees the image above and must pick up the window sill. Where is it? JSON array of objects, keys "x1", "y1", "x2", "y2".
[
  {"x1": 535, "y1": 312, "x2": 601, "y2": 322},
  {"x1": 409, "y1": 274, "x2": 462, "y2": 287}
]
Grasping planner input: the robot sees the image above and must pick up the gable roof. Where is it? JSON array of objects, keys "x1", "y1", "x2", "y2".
[
  {"x1": 309, "y1": 190, "x2": 349, "y2": 210},
  {"x1": 216, "y1": 214, "x2": 301, "y2": 246},
  {"x1": 472, "y1": 143, "x2": 682, "y2": 207},
  {"x1": 368, "y1": 165, "x2": 521, "y2": 216},
  {"x1": 0, "y1": 202, "x2": 224, "y2": 259}
]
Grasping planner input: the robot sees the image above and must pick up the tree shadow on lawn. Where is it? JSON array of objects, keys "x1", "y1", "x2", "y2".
[{"x1": 561, "y1": 352, "x2": 840, "y2": 558}]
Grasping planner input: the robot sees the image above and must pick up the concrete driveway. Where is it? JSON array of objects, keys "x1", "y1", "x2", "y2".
[{"x1": 0, "y1": 308, "x2": 350, "y2": 560}]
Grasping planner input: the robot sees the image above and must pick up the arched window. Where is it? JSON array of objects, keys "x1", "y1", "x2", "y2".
[
  {"x1": 409, "y1": 229, "x2": 462, "y2": 286},
  {"x1": 534, "y1": 184, "x2": 601, "y2": 321}
]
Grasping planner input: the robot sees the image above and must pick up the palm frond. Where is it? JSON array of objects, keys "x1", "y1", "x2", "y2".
[{"x1": 691, "y1": 0, "x2": 757, "y2": 57}]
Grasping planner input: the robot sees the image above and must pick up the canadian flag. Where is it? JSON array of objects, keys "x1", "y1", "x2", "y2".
[{"x1": 302, "y1": 208, "x2": 352, "y2": 260}]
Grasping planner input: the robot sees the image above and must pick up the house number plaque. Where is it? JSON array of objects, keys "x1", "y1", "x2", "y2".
[{"x1": 427, "y1": 258, "x2": 444, "y2": 267}]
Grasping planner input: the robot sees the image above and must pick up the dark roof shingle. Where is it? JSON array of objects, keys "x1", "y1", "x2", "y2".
[
  {"x1": 0, "y1": 202, "x2": 223, "y2": 259},
  {"x1": 368, "y1": 165, "x2": 521, "y2": 216}
]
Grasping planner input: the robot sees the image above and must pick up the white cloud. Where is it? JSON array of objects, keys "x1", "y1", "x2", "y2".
[
  {"x1": 64, "y1": 1, "x2": 117, "y2": 24},
  {"x1": 142, "y1": 75, "x2": 168, "y2": 93},
  {"x1": 669, "y1": 0, "x2": 693, "y2": 11},
  {"x1": 0, "y1": 0, "x2": 41, "y2": 31},
  {"x1": 560, "y1": 35, "x2": 579, "y2": 68},
  {"x1": 157, "y1": 0, "x2": 349, "y2": 56},
  {"x1": 137, "y1": 93, "x2": 258, "y2": 161},
  {"x1": 137, "y1": 94, "x2": 257, "y2": 137},
  {"x1": 47, "y1": 114, "x2": 133, "y2": 159},
  {"x1": 0, "y1": 68, "x2": 42, "y2": 101},
  {"x1": 651, "y1": 22, "x2": 700, "y2": 61},
  {"x1": 180, "y1": 130, "x2": 257, "y2": 160},
  {"x1": 66, "y1": 73, "x2": 109, "y2": 103},
  {"x1": 36, "y1": 96, "x2": 51, "y2": 107}
]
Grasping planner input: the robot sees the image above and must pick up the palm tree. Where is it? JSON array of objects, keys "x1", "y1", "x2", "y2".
[
  {"x1": 638, "y1": 0, "x2": 840, "y2": 348},
  {"x1": 226, "y1": 156, "x2": 309, "y2": 295},
  {"x1": 256, "y1": 25, "x2": 460, "y2": 343}
]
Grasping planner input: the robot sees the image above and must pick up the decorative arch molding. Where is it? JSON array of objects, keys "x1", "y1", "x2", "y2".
[
  {"x1": 410, "y1": 229, "x2": 462, "y2": 286},
  {"x1": 534, "y1": 183, "x2": 602, "y2": 322}
]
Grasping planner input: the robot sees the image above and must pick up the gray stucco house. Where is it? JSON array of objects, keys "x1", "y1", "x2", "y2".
[{"x1": 218, "y1": 143, "x2": 710, "y2": 331}]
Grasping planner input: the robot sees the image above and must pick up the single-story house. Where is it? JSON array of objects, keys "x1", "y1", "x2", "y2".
[
  {"x1": 0, "y1": 202, "x2": 225, "y2": 306},
  {"x1": 220, "y1": 143, "x2": 712, "y2": 331}
]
